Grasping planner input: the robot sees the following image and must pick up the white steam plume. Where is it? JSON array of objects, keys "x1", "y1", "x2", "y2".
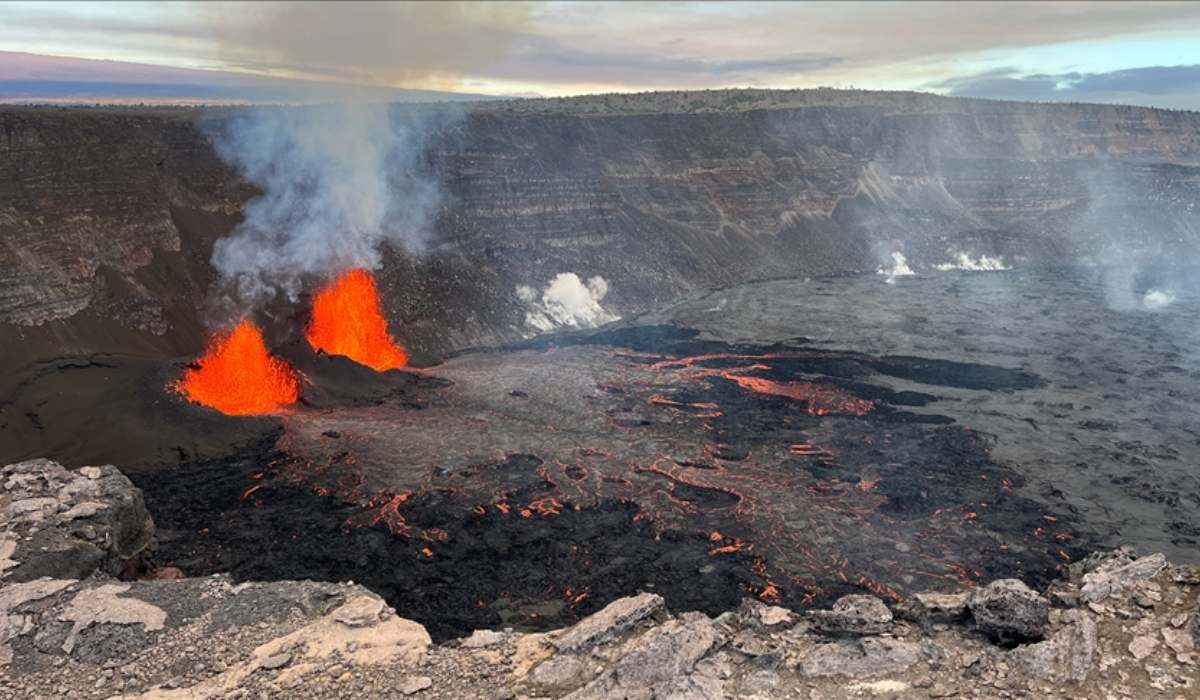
[
  {"x1": 933, "y1": 252, "x2": 1011, "y2": 271},
  {"x1": 517, "y1": 273, "x2": 620, "y2": 332},
  {"x1": 207, "y1": 103, "x2": 442, "y2": 314},
  {"x1": 1142, "y1": 288, "x2": 1176, "y2": 310},
  {"x1": 201, "y1": 2, "x2": 528, "y2": 321},
  {"x1": 877, "y1": 252, "x2": 914, "y2": 284}
]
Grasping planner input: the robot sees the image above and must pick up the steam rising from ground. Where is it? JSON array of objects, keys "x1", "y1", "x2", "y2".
[
  {"x1": 1078, "y1": 167, "x2": 1198, "y2": 313},
  {"x1": 200, "y1": 1, "x2": 527, "y2": 323},
  {"x1": 517, "y1": 273, "x2": 619, "y2": 332},
  {"x1": 934, "y1": 252, "x2": 1011, "y2": 272},
  {"x1": 877, "y1": 252, "x2": 914, "y2": 284},
  {"x1": 1143, "y1": 288, "x2": 1176, "y2": 310},
  {"x1": 206, "y1": 103, "x2": 443, "y2": 318}
]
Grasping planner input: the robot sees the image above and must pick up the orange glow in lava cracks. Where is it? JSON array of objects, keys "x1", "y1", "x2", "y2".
[
  {"x1": 176, "y1": 319, "x2": 300, "y2": 415},
  {"x1": 306, "y1": 268, "x2": 409, "y2": 371}
]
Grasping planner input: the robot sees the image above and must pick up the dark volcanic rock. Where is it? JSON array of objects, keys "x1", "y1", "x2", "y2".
[
  {"x1": 968, "y1": 578, "x2": 1050, "y2": 643},
  {"x1": 1, "y1": 459, "x2": 154, "y2": 581}
]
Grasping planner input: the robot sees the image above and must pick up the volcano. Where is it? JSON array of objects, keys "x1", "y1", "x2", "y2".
[
  {"x1": 2, "y1": 93, "x2": 1200, "y2": 651},
  {"x1": 137, "y1": 313, "x2": 1092, "y2": 641}
]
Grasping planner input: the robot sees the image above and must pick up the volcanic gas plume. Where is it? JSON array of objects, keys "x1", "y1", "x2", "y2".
[
  {"x1": 306, "y1": 268, "x2": 409, "y2": 371},
  {"x1": 176, "y1": 319, "x2": 300, "y2": 415}
]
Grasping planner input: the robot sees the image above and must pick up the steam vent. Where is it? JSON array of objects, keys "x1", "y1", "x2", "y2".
[{"x1": 4, "y1": 7, "x2": 1200, "y2": 695}]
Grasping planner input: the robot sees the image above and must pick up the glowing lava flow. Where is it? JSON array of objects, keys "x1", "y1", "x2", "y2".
[
  {"x1": 306, "y1": 268, "x2": 409, "y2": 371},
  {"x1": 177, "y1": 319, "x2": 300, "y2": 415}
]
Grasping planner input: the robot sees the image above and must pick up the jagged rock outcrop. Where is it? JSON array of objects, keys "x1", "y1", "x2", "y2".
[
  {"x1": 897, "y1": 591, "x2": 970, "y2": 626},
  {"x1": 0, "y1": 462, "x2": 1197, "y2": 699},
  {"x1": 967, "y1": 578, "x2": 1050, "y2": 643},
  {"x1": 0, "y1": 576, "x2": 430, "y2": 697},
  {"x1": 549, "y1": 591, "x2": 665, "y2": 653},
  {"x1": 1010, "y1": 609, "x2": 1097, "y2": 683},
  {"x1": 1080, "y1": 546, "x2": 1169, "y2": 603},
  {"x1": 1, "y1": 458, "x2": 154, "y2": 582},
  {"x1": 807, "y1": 593, "x2": 894, "y2": 636}
]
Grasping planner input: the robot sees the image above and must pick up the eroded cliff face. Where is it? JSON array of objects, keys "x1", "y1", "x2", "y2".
[{"x1": 2, "y1": 93, "x2": 1199, "y2": 371}]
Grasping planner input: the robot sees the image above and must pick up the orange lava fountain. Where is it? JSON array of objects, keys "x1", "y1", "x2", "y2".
[
  {"x1": 176, "y1": 319, "x2": 301, "y2": 415},
  {"x1": 306, "y1": 268, "x2": 409, "y2": 371}
]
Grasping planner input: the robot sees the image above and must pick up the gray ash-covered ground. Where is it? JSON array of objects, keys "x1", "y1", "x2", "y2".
[
  {"x1": 644, "y1": 265, "x2": 1200, "y2": 561},
  {"x1": 125, "y1": 269, "x2": 1170, "y2": 640}
]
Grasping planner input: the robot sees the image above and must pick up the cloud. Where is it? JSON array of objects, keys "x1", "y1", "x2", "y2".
[
  {"x1": 0, "y1": 1, "x2": 532, "y2": 93},
  {"x1": 1, "y1": 1, "x2": 1198, "y2": 101},
  {"x1": 205, "y1": 2, "x2": 533, "y2": 89},
  {"x1": 0, "y1": 51, "x2": 496, "y2": 104},
  {"x1": 931, "y1": 64, "x2": 1200, "y2": 109},
  {"x1": 498, "y1": 1, "x2": 1200, "y2": 91},
  {"x1": 491, "y1": 34, "x2": 841, "y2": 87}
]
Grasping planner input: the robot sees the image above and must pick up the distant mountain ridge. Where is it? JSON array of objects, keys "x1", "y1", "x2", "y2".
[{"x1": 0, "y1": 51, "x2": 495, "y2": 103}]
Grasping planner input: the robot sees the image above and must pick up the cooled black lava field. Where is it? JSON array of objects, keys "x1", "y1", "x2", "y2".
[{"x1": 127, "y1": 266, "x2": 1200, "y2": 641}]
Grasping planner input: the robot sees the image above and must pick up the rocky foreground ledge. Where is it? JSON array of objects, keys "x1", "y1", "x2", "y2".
[{"x1": 2, "y1": 459, "x2": 1197, "y2": 699}]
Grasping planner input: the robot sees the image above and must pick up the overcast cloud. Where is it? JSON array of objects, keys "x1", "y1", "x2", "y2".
[{"x1": 0, "y1": 1, "x2": 1197, "y2": 107}]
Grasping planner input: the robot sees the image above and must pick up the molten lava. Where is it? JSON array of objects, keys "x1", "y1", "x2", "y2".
[
  {"x1": 177, "y1": 319, "x2": 300, "y2": 415},
  {"x1": 306, "y1": 268, "x2": 409, "y2": 371}
]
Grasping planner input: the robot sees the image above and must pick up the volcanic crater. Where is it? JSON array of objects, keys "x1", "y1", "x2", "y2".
[
  {"x1": 3, "y1": 92, "x2": 1200, "y2": 652},
  {"x1": 123, "y1": 313, "x2": 1093, "y2": 642}
]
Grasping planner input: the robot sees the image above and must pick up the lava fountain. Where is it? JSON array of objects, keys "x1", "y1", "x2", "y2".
[
  {"x1": 176, "y1": 319, "x2": 300, "y2": 415},
  {"x1": 306, "y1": 268, "x2": 409, "y2": 371}
]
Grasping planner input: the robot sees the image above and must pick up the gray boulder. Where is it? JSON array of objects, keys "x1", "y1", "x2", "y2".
[
  {"x1": 809, "y1": 594, "x2": 893, "y2": 636},
  {"x1": 799, "y1": 637, "x2": 921, "y2": 677},
  {"x1": 1009, "y1": 610, "x2": 1097, "y2": 683},
  {"x1": 1192, "y1": 604, "x2": 1200, "y2": 650},
  {"x1": 968, "y1": 579, "x2": 1049, "y2": 643},
  {"x1": 531, "y1": 654, "x2": 597, "y2": 691},
  {"x1": 2, "y1": 459, "x2": 154, "y2": 582},
  {"x1": 734, "y1": 598, "x2": 795, "y2": 631},
  {"x1": 568, "y1": 614, "x2": 717, "y2": 699},
  {"x1": 897, "y1": 591, "x2": 970, "y2": 626},
  {"x1": 552, "y1": 592, "x2": 664, "y2": 652},
  {"x1": 609, "y1": 614, "x2": 717, "y2": 685},
  {"x1": 1079, "y1": 551, "x2": 1168, "y2": 604}
]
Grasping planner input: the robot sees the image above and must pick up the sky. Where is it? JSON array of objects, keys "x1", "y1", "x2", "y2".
[{"x1": 1, "y1": 1, "x2": 1198, "y2": 108}]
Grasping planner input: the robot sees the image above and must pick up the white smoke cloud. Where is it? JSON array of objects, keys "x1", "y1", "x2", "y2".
[
  {"x1": 877, "y1": 252, "x2": 914, "y2": 284},
  {"x1": 206, "y1": 103, "x2": 444, "y2": 315},
  {"x1": 1142, "y1": 288, "x2": 1176, "y2": 310},
  {"x1": 517, "y1": 273, "x2": 620, "y2": 332},
  {"x1": 198, "y1": 3, "x2": 528, "y2": 322},
  {"x1": 933, "y1": 252, "x2": 1012, "y2": 271}
]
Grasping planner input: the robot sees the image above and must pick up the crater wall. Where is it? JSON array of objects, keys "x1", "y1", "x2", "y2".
[{"x1": 2, "y1": 91, "x2": 1199, "y2": 370}]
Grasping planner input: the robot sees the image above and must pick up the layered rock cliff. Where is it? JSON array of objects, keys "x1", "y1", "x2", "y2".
[{"x1": 2, "y1": 90, "x2": 1199, "y2": 374}]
